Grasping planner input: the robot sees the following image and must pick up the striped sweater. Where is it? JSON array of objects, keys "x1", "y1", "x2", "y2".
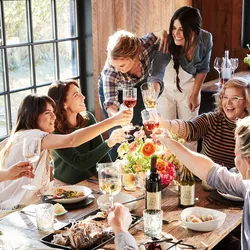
[{"x1": 183, "y1": 112, "x2": 236, "y2": 169}]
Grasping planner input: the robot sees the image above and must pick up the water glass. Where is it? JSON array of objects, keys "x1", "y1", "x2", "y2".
[
  {"x1": 143, "y1": 209, "x2": 163, "y2": 237},
  {"x1": 35, "y1": 204, "x2": 54, "y2": 231}
]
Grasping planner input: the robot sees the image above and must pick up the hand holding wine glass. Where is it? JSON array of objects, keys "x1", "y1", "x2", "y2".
[
  {"x1": 122, "y1": 88, "x2": 137, "y2": 140},
  {"x1": 141, "y1": 108, "x2": 159, "y2": 132},
  {"x1": 98, "y1": 162, "x2": 122, "y2": 208},
  {"x1": 22, "y1": 137, "x2": 41, "y2": 190}
]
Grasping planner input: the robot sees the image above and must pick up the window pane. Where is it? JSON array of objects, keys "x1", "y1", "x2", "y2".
[
  {"x1": 0, "y1": 95, "x2": 7, "y2": 137},
  {"x1": 10, "y1": 90, "x2": 31, "y2": 128},
  {"x1": 0, "y1": 50, "x2": 4, "y2": 92},
  {"x1": 7, "y1": 46, "x2": 31, "y2": 90},
  {"x1": 36, "y1": 85, "x2": 50, "y2": 96},
  {"x1": 4, "y1": 0, "x2": 28, "y2": 44},
  {"x1": 34, "y1": 44, "x2": 55, "y2": 84},
  {"x1": 59, "y1": 40, "x2": 78, "y2": 79},
  {"x1": 56, "y1": 0, "x2": 77, "y2": 38},
  {"x1": 32, "y1": 0, "x2": 53, "y2": 41}
]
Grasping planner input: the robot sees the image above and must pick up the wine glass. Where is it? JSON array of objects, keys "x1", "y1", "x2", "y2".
[
  {"x1": 230, "y1": 58, "x2": 239, "y2": 77},
  {"x1": 141, "y1": 108, "x2": 159, "y2": 132},
  {"x1": 97, "y1": 162, "x2": 122, "y2": 208},
  {"x1": 122, "y1": 88, "x2": 137, "y2": 140},
  {"x1": 22, "y1": 137, "x2": 41, "y2": 190},
  {"x1": 214, "y1": 57, "x2": 224, "y2": 86},
  {"x1": 140, "y1": 82, "x2": 157, "y2": 108}
]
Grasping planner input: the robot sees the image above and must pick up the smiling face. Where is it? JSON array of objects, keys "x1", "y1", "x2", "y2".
[
  {"x1": 172, "y1": 20, "x2": 185, "y2": 46},
  {"x1": 109, "y1": 57, "x2": 136, "y2": 73},
  {"x1": 37, "y1": 102, "x2": 56, "y2": 133},
  {"x1": 222, "y1": 87, "x2": 246, "y2": 120},
  {"x1": 64, "y1": 84, "x2": 86, "y2": 114}
]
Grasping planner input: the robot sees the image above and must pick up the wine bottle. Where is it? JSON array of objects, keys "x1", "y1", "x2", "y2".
[
  {"x1": 221, "y1": 50, "x2": 232, "y2": 86},
  {"x1": 145, "y1": 155, "x2": 161, "y2": 210},
  {"x1": 179, "y1": 165, "x2": 195, "y2": 208}
]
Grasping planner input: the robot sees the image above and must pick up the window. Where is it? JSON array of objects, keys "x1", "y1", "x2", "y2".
[{"x1": 0, "y1": 0, "x2": 85, "y2": 139}]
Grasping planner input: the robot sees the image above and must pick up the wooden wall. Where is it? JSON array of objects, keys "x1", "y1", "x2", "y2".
[
  {"x1": 193, "y1": 0, "x2": 249, "y2": 81},
  {"x1": 91, "y1": 0, "x2": 192, "y2": 121}
]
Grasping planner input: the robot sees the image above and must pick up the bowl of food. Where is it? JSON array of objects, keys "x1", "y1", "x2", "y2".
[
  {"x1": 49, "y1": 185, "x2": 92, "y2": 204},
  {"x1": 181, "y1": 207, "x2": 226, "y2": 232},
  {"x1": 97, "y1": 192, "x2": 137, "y2": 211}
]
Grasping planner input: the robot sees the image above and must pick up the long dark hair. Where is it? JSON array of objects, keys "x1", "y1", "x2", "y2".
[
  {"x1": 14, "y1": 95, "x2": 56, "y2": 133},
  {"x1": 168, "y1": 6, "x2": 202, "y2": 92},
  {"x1": 48, "y1": 80, "x2": 87, "y2": 134}
]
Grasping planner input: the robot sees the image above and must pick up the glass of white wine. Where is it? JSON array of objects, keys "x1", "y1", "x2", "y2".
[
  {"x1": 97, "y1": 162, "x2": 121, "y2": 208},
  {"x1": 22, "y1": 137, "x2": 41, "y2": 190},
  {"x1": 140, "y1": 82, "x2": 157, "y2": 108}
]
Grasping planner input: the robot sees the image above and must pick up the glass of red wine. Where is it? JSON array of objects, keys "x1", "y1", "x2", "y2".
[
  {"x1": 122, "y1": 88, "x2": 137, "y2": 140},
  {"x1": 141, "y1": 108, "x2": 159, "y2": 132}
]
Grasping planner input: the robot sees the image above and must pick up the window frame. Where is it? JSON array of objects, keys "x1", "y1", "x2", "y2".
[{"x1": 0, "y1": 0, "x2": 91, "y2": 140}]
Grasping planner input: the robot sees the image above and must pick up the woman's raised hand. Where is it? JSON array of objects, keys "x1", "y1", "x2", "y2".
[
  {"x1": 154, "y1": 30, "x2": 168, "y2": 53},
  {"x1": 106, "y1": 128, "x2": 126, "y2": 148},
  {"x1": 111, "y1": 109, "x2": 133, "y2": 127}
]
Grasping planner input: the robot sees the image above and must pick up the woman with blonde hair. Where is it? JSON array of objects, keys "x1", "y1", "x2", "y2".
[
  {"x1": 99, "y1": 30, "x2": 165, "y2": 124},
  {"x1": 0, "y1": 94, "x2": 131, "y2": 210},
  {"x1": 98, "y1": 30, "x2": 166, "y2": 160},
  {"x1": 160, "y1": 77, "x2": 250, "y2": 169}
]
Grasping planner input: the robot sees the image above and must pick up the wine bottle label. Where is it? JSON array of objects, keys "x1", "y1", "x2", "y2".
[
  {"x1": 180, "y1": 185, "x2": 195, "y2": 206},
  {"x1": 146, "y1": 191, "x2": 161, "y2": 210},
  {"x1": 221, "y1": 68, "x2": 232, "y2": 79}
]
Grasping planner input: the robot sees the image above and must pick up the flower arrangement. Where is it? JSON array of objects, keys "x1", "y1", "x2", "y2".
[
  {"x1": 117, "y1": 129, "x2": 184, "y2": 186},
  {"x1": 243, "y1": 44, "x2": 250, "y2": 66}
]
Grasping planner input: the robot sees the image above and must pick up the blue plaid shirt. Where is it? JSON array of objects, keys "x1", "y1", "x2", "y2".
[{"x1": 99, "y1": 33, "x2": 157, "y2": 110}]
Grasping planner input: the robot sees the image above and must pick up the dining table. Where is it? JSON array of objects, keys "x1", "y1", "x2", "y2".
[{"x1": 0, "y1": 179, "x2": 243, "y2": 250}]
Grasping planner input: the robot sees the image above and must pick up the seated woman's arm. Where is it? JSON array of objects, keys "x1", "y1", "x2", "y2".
[
  {"x1": 159, "y1": 112, "x2": 211, "y2": 141},
  {"x1": 41, "y1": 109, "x2": 131, "y2": 150},
  {"x1": 154, "y1": 129, "x2": 214, "y2": 180}
]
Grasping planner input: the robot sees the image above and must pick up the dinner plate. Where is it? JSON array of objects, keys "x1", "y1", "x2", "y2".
[
  {"x1": 217, "y1": 190, "x2": 244, "y2": 202},
  {"x1": 42, "y1": 196, "x2": 94, "y2": 210},
  {"x1": 47, "y1": 185, "x2": 92, "y2": 204}
]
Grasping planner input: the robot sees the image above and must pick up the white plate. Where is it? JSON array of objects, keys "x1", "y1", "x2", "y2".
[
  {"x1": 217, "y1": 190, "x2": 244, "y2": 202},
  {"x1": 49, "y1": 185, "x2": 92, "y2": 204},
  {"x1": 181, "y1": 207, "x2": 226, "y2": 232},
  {"x1": 97, "y1": 192, "x2": 137, "y2": 211}
]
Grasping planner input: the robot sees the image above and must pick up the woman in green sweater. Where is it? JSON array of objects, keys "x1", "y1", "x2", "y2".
[{"x1": 48, "y1": 80, "x2": 126, "y2": 185}]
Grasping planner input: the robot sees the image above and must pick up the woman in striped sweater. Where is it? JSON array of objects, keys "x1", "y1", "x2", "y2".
[{"x1": 160, "y1": 78, "x2": 250, "y2": 169}]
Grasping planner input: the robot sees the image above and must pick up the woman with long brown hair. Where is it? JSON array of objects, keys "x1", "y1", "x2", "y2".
[{"x1": 48, "y1": 80, "x2": 126, "y2": 185}]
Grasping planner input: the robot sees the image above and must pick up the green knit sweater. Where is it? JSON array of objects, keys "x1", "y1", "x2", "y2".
[{"x1": 52, "y1": 112, "x2": 111, "y2": 184}]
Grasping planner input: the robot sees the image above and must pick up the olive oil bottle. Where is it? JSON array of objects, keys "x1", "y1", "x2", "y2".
[{"x1": 179, "y1": 165, "x2": 195, "y2": 207}]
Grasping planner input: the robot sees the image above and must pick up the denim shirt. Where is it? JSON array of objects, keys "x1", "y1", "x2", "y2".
[{"x1": 150, "y1": 29, "x2": 213, "y2": 84}]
